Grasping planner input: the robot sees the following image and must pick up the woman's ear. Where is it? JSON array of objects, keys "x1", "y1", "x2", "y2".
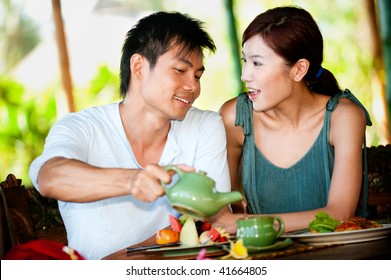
[
  {"x1": 130, "y1": 54, "x2": 144, "y2": 80},
  {"x1": 292, "y1": 59, "x2": 310, "y2": 82}
]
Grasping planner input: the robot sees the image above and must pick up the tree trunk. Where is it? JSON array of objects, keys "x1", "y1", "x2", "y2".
[{"x1": 51, "y1": 0, "x2": 75, "y2": 112}]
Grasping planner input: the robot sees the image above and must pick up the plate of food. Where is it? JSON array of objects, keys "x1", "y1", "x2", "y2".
[
  {"x1": 132, "y1": 215, "x2": 232, "y2": 257},
  {"x1": 145, "y1": 241, "x2": 230, "y2": 253},
  {"x1": 282, "y1": 212, "x2": 391, "y2": 245}
]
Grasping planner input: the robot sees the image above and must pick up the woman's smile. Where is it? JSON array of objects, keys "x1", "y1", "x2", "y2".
[{"x1": 247, "y1": 89, "x2": 261, "y2": 101}]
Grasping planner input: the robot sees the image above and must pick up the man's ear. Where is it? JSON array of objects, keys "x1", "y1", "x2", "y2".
[
  {"x1": 292, "y1": 59, "x2": 310, "y2": 82},
  {"x1": 130, "y1": 54, "x2": 144, "y2": 80}
]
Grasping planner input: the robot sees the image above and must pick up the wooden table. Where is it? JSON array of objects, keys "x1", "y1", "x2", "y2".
[
  {"x1": 102, "y1": 236, "x2": 391, "y2": 260},
  {"x1": 277, "y1": 236, "x2": 391, "y2": 260}
]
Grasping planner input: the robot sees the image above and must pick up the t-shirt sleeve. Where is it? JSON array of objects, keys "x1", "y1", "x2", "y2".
[{"x1": 28, "y1": 113, "x2": 89, "y2": 191}]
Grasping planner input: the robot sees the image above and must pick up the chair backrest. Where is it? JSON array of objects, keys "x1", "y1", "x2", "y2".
[
  {"x1": 1, "y1": 174, "x2": 68, "y2": 259},
  {"x1": 366, "y1": 144, "x2": 391, "y2": 219},
  {"x1": 1, "y1": 174, "x2": 36, "y2": 248},
  {"x1": 0, "y1": 186, "x2": 13, "y2": 258}
]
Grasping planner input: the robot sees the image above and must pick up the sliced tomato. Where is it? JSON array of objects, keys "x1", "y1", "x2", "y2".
[
  {"x1": 169, "y1": 214, "x2": 182, "y2": 232},
  {"x1": 217, "y1": 236, "x2": 228, "y2": 242},
  {"x1": 200, "y1": 221, "x2": 212, "y2": 233},
  {"x1": 207, "y1": 227, "x2": 221, "y2": 241},
  {"x1": 156, "y1": 229, "x2": 179, "y2": 244}
]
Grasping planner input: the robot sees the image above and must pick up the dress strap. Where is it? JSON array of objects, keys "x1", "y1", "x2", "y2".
[
  {"x1": 235, "y1": 93, "x2": 257, "y2": 212},
  {"x1": 326, "y1": 89, "x2": 372, "y2": 126},
  {"x1": 235, "y1": 92, "x2": 253, "y2": 136}
]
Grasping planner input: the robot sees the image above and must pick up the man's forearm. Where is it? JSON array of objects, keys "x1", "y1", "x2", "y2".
[{"x1": 37, "y1": 157, "x2": 133, "y2": 202}]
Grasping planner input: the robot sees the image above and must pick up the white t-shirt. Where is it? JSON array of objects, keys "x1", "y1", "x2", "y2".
[{"x1": 29, "y1": 102, "x2": 230, "y2": 259}]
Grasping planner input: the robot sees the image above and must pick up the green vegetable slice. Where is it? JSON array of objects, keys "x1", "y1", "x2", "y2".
[{"x1": 308, "y1": 211, "x2": 341, "y2": 233}]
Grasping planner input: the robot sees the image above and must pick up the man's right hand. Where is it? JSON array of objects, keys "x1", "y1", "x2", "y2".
[{"x1": 129, "y1": 164, "x2": 195, "y2": 202}]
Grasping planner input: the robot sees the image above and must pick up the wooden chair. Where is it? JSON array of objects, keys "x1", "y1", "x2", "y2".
[
  {"x1": 1, "y1": 174, "x2": 67, "y2": 258},
  {"x1": 366, "y1": 144, "x2": 391, "y2": 220}
]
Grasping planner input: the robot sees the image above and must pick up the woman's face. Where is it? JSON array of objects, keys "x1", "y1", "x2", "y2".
[{"x1": 241, "y1": 35, "x2": 294, "y2": 112}]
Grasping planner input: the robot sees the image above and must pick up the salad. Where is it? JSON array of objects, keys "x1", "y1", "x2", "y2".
[{"x1": 309, "y1": 211, "x2": 382, "y2": 233}]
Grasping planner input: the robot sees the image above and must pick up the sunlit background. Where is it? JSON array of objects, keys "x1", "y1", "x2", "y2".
[{"x1": 1, "y1": 0, "x2": 390, "y2": 186}]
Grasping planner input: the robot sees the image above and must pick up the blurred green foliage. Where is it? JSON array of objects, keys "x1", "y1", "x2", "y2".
[
  {"x1": 0, "y1": 76, "x2": 57, "y2": 185},
  {"x1": 76, "y1": 65, "x2": 121, "y2": 110},
  {"x1": 0, "y1": 66, "x2": 120, "y2": 186}
]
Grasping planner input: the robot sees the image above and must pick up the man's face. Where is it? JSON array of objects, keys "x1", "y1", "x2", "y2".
[{"x1": 139, "y1": 45, "x2": 205, "y2": 120}]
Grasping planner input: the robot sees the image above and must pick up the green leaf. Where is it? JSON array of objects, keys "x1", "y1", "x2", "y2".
[{"x1": 308, "y1": 211, "x2": 341, "y2": 233}]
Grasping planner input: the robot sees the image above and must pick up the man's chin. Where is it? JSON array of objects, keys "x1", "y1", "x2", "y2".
[{"x1": 172, "y1": 109, "x2": 191, "y2": 121}]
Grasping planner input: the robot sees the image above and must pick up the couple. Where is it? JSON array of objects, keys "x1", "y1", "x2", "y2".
[{"x1": 29, "y1": 6, "x2": 371, "y2": 260}]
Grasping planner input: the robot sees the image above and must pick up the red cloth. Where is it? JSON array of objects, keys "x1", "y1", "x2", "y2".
[{"x1": 3, "y1": 240, "x2": 85, "y2": 260}]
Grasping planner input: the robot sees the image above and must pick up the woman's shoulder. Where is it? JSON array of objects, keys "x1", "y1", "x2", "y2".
[
  {"x1": 219, "y1": 96, "x2": 239, "y2": 126},
  {"x1": 328, "y1": 91, "x2": 368, "y2": 146},
  {"x1": 328, "y1": 90, "x2": 369, "y2": 124},
  {"x1": 220, "y1": 96, "x2": 238, "y2": 114}
]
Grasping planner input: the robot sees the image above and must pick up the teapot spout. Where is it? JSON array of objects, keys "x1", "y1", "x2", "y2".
[{"x1": 216, "y1": 191, "x2": 243, "y2": 207}]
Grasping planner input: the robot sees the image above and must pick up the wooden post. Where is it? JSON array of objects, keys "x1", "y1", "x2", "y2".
[{"x1": 51, "y1": 0, "x2": 75, "y2": 112}]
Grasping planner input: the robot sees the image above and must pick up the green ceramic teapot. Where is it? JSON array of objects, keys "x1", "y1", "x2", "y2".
[{"x1": 161, "y1": 165, "x2": 243, "y2": 219}]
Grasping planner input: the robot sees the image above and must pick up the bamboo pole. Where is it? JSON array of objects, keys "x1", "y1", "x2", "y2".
[
  {"x1": 223, "y1": 0, "x2": 245, "y2": 95},
  {"x1": 51, "y1": 0, "x2": 75, "y2": 112}
]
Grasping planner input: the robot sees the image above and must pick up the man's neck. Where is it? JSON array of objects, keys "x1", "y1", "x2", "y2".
[{"x1": 119, "y1": 99, "x2": 171, "y2": 166}]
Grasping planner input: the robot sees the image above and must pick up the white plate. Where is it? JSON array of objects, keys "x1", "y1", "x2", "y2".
[
  {"x1": 145, "y1": 241, "x2": 230, "y2": 253},
  {"x1": 282, "y1": 223, "x2": 391, "y2": 245}
]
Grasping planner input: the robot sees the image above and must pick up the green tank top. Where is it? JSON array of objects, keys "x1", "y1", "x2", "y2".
[{"x1": 235, "y1": 89, "x2": 372, "y2": 214}]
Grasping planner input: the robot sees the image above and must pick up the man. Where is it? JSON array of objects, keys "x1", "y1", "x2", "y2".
[{"x1": 29, "y1": 11, "x2": 230, "y2": 260}]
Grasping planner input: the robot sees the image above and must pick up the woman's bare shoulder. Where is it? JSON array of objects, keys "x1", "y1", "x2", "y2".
[
  {"x1": 330, "y1": 97, "x2": 367, "y2": 146},
  {"x1": 219, "y1": 96, "x2": 238, "y2": 124},
  {"x1": 331, "y1": 97, "x2": 367, "y2": 124}
]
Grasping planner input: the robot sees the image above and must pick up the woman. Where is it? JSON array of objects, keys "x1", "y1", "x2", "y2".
[{"x1": 215, "y1": 6, "x2": 372, "y2": 233}]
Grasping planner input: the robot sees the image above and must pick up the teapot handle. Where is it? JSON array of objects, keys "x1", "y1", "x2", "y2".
[{"x1": 161, "y1": 165, "x2": 184, "y2": 192}]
